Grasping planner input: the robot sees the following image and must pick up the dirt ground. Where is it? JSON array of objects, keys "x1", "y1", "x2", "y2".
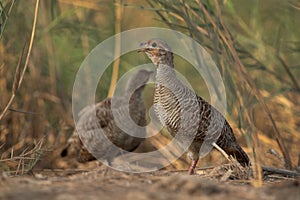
[
  {"x1": 1, "y1": 85, "x2": 299, "y2": 200},
  {"x1": 1, "y1": 162, "x2": 299, "y2": 200},
  {"x1": 1, "y1": 135, "x2": 300, "y2": 200}
]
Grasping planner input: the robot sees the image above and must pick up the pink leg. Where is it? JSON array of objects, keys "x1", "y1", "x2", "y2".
[{"x1": 188, "y1": 159, "x2": 199, "y2": 175}]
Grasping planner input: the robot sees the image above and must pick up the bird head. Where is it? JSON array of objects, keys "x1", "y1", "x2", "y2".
[{"x1": 138, "y1": 38, "x2": 174, "y2": 67}]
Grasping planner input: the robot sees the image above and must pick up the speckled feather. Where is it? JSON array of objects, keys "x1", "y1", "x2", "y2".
[
  {"x1": 139, "y1": 39, "x2": 249, "y2": 173},
  {"x1": 61, "y1": 69, "x2": 152, "y2": 163}
]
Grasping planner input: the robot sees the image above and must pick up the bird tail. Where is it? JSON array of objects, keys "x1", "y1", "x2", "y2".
[{"x1": 227, "y1": 144, "x2": 250, "y2": 167}]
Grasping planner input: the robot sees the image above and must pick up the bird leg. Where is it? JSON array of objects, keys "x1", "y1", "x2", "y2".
[{"x1": 188, "y1": 159, "x2": 199, "y2": 175}]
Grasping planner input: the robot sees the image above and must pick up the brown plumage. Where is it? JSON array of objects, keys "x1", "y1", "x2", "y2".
[
  {"x1": 61, "y1": 69, "x2": 152, "y2": 164},
  {"x1": 61, "y1": 130, "x2": 96, "y2": 163},
  {"x1": 139, "y1": 39, "x2": 249, "y2": 174}
]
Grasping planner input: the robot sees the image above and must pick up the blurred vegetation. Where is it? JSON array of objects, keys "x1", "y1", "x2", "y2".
[{"x1": 0, "y1": 0, "x2": 299, "y2": 176}]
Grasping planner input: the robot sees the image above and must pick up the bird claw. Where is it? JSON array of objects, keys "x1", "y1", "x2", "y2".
[{"x1": 188, "y1": 168, "x2": 195, "y2": 175}]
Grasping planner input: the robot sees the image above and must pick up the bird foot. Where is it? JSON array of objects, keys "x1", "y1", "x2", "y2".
[
  {"x1": 188, "y1": 159, "x2": 198, "y2": 175},
  {"x1": 188, "y1": 167, "x2": 195, "y2": 175}
]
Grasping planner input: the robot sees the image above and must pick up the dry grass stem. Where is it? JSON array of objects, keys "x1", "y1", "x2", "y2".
[
  {"x1": 0, "y1": 0, "x2": 16, "y2": 39},
  {"x1": 212, "y1": 142, "x2": 230, "y2": 161},
  {"x1": 107, "y1": 0, "x2": 123, "y2": 97},
  {"x1": 0, "y1": 41, "x2": 26, "y2": 121}
]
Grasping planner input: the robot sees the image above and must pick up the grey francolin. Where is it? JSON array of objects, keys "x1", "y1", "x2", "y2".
[{"x1": 139, "y1": 39, "x2": 249, "y2": 174}]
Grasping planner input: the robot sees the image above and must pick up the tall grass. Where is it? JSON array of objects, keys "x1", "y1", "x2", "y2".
[
  {"x1": 0, "y1": 0, "x2": 158, "y2": 174},
  {"x1": 143, "y1": 0, "x2": 300, "y2": 184},
  {"x1": 0, "y1": 0, "x2": 299, "y2": 180},
  {"x1": 107, "y1": 0, "x2": 123, "y2": 97},
  {"x1": 0, "y1": 0, "x2": 122, "y2": 172}
]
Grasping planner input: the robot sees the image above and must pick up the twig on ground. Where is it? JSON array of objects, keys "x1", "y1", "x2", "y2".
[
  {"x1": 261, "y1": 166, "x2": 300, "y2": 177},
  {"x1": 212, "y1": 142, "x2": 231, "y2": 161}
]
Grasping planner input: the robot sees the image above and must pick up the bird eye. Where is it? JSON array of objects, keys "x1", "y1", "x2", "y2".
[{"x1": 152, "y1": 42, "x2": 157, "y2": 47}]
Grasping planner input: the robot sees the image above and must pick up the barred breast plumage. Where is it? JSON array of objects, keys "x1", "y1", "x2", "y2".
[
  {"x1": 139, "y1": 39, "x2": 249, "y2": 174},
  {"x1": 61, "y1": 69, "x2": 152, "y2": 164}
]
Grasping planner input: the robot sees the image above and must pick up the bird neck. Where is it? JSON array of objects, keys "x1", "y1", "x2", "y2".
[
  {"x1": 156, "y1": 64, "x2": 178, "y2": 86},
  {"x1": 157, "y1": 52, "x2": 174, "y2": 67},
  {"x1": 126, "y1": 86, "x2": 144, "y2": 104},
  {"x1": 125, "y1": 76, "x2": 146, "y2": 99}
]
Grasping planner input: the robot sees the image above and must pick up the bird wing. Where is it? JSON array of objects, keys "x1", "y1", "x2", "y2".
[{"x1": 94, "y1": 98, "x2": 113, "y2": 128}]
